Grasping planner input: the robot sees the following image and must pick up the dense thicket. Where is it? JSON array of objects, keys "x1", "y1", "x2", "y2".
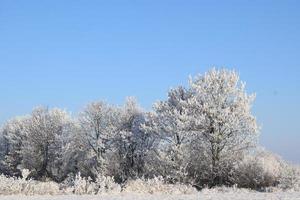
[{"x1": 0, "y1": 69, "x2": 297, "y2": 190}]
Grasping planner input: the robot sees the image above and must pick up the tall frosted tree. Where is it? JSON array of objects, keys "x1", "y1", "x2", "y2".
[
  {"x1": 187, "y1": 69, "x2": 259, "y2": 185},
  {"x1": 144, "y1": 69, "x2": 259, "y2": 186}
]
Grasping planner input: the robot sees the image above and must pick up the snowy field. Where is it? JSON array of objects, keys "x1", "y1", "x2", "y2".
[{"x1": 1, "y1": 192, "x2": 300, "y2": 200}]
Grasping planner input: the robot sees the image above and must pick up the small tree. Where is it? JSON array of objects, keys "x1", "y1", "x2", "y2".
[
  {"x1": 0, "y1": 127, "x2": 9, "y2": 175},
  {"x1": 142, "y1": 86, "x2": 192, "y2": 183},
  {"x1": 1, "y1": 117, "x2": 28, "y2": 176},
  {"x1": 111, "y1": 97, "x2": 155, "y2": 181},
  {"x1": 21, "y1": 107, "x2": 73, "y2": 181},
  {"x1": 78, "y1": 101, "x2": 121, "y2": 176}
]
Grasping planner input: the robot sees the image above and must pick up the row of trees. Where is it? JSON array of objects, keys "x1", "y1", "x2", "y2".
[{"x1": 0, "y1": 69, "x2": 259, "y2": 188}]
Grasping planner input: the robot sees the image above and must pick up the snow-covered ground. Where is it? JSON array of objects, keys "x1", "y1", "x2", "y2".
[{"x1": 1, "y1": 192, "x2": 300, "y2": 200}]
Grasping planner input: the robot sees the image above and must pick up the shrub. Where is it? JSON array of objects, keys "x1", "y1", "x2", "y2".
[
  {"x1": 72, "y1": 173, "x2": 121, "y2": 195},
  {"x1": 234, "y1": 150, "x2": 284, "y2": 189},
  {"x1": 123, "y1": 177, "x2": 197, "y2": 194},
  {"x1": 0, "y1": 173, "x2": 61, "y2": 195},
  {"x1": 279, "y1": 164, "x2": 300, "y2": 191}
]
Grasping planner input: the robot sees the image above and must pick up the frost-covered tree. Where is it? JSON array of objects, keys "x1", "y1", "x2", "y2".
[
  {"x1": 60, "y1": 121, "x2": 93, "y2": 178},
  {"x1": 78, "y1": 102, "x2": 121, "y2": 176},
  {"x1": 187, "y1": 69, "x2": 259, "y2": 185},
  {"x1": 142, "y1": 86, "x2": 193, "y2": 183},
  {"x1": 0, "y1": 129, "x2": 9, "y2": 174},
  {"x1": 1, "y1": 117, "x2": 28, "y2": 176},
  {"x1": 110, "y1": 97, "x2": 155, "y2": 182},
  {"x1": 144, "y1": 69, "x2": 259, "y2": 186},
  {"x1": 21, "y1": 107, "x2": 74, "y2": 181}
]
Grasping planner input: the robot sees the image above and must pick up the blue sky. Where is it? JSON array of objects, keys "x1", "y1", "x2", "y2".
[{"x1": 0, "y1": 0, "x2": 299, "y2": 163}]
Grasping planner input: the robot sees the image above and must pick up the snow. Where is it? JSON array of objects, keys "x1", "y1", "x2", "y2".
[{"x1": 1, "y1": 192, "x2": 300, "y2": 200}]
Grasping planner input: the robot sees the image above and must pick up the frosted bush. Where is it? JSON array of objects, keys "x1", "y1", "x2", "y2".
[
  {"x1": 279, "y1": 164, "x2": 300, "y2": 191},
  {"x1": 95, "y1": 175, "x2": 121, "y2": 194},
  {"x1": 0, "y1": 174, "x2": 61, "y2": 195},
  {"x1": 123, "y1": 177, "x2": 197, "y2": 194},
  {"x1": 72, "y1": 173, "x2": 121, "y2": 195},
  {"x1": 73, "y1": 173, "x2": 90, "y2": 195},
  {"x1": 0, "y1": 172, "x2": 122, "y2": 196},
  {"x1": 24, "y1": 181, "x2": 60, "y2": 195},
  {"x1": 234, "y1": 149, "x2": 300, "y2": 191},
  {"x1": 0, "y1": 175, "x2": 24, "y2": 195},
  {"x1": 235, "y1": 150, "x2": 284, "y2": 189}
]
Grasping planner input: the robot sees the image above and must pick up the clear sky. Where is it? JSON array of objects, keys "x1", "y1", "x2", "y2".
[{"x1": 0, "y1": 0, "x2": 299, "y2": 163}]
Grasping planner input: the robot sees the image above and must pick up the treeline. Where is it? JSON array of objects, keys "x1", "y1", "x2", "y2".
[{"x1": 0, "y1": 69, "x2": 298, "y2": 190}]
